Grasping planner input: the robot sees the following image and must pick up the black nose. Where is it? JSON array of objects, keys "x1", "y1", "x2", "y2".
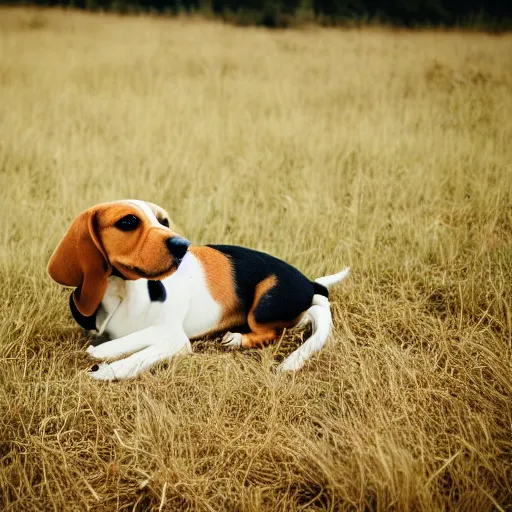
[{"x1": 166, "y1": 237, "x2": 190, "y2": 259}]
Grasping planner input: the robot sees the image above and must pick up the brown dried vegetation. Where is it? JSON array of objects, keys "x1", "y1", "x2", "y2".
[{"x1": 0, "y1": 8, "x2": 511, "y2": 511}]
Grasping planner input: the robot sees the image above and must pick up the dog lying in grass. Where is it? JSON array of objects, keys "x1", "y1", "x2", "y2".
[{"x1": 47, "y1": 200, "x2": 349, "y2": 380}]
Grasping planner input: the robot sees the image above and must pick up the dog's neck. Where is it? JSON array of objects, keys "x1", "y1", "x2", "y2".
[{"x1": 110, "y1": 266, "x2": 127, "y2": 279}]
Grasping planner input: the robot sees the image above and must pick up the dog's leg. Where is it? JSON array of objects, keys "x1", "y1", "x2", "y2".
[
  {"x1": 221, "y1": 327, "x2": 279, "y2": 349},
  {"x1": 86, "y1": 326, "x2": 167, "y2": 360},
  {"x1": 221, "y1": 275, "x2": 300, "y2": 350},
  {"x1": 88, "y1": 327, "x2": 191, "y2": 381},
  {"x1": 241, "y1": 328, "x2": 280, "y2": 349}
]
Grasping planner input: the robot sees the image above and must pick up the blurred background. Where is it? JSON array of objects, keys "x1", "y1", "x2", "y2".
[{"x1": 2, "y1": 0, "x2": 511, "y2": 29}]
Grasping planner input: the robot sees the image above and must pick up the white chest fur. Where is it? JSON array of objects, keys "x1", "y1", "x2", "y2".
[{"x1": 99, "y1": 253, "x2": 222, "y2": 340}]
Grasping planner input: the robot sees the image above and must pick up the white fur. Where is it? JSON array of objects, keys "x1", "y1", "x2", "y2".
[
  {"x1": 89, "y1": 329, "x2": 191, "y2": 381},
  {"x1": 278, "y1": 268, "x2": 350, "y2": 371},
  {"x1": 128, "y1": 199, "x2": 162, "y2": 227},
  {"x1": 86, "y1": 255, "x2": 349, "y2": 380},
  {"x1": 220, "y1": 332, "x2": 243, "y2": 348},
  {"x1": 315, "y1": 267, "x2": 350, "y2": 288},
  {"x1": 182, "y1": 257, "x2": 223, "y2": 339},
  {"x1": 278, "y1": 294, "x2": 332, "y2": 372}
]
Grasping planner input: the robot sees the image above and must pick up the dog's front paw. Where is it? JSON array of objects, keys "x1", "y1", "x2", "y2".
[
  {"x1": 220, "y1": 332, "x2": 243, "y2": 348},
  {"x1": 88, "y1": 363, "x2": 117, "y2": 381},
  {"x1": 86, "y1": 344, "x2": 103, "y2": 359}
]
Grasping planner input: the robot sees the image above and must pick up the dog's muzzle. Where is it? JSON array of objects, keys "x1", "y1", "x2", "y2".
[{"x1": 166, "y1": 236, "x2": 191, "y2": 260}]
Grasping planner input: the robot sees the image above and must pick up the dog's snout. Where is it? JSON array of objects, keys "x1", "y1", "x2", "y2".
[{"x1": 166, "y1": 237, "x2": 190, "y2": 259}]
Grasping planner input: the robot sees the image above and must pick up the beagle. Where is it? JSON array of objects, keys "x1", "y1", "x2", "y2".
[{"x1": 48, "y1": 200, "x2": 349, "y2": 381}]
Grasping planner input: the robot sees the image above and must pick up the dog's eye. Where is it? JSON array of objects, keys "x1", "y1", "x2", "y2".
[
  {"x1": 159, "y1": 218, "x2": 169, "y2": 228},
  {"x1": 115, "y1": 214, "x2": 140, "y2": 231}
]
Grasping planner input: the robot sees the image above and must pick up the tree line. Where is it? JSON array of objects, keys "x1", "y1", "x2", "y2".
[{"x1": 7, "y1": 0, "x2": 512, "y2": 29}]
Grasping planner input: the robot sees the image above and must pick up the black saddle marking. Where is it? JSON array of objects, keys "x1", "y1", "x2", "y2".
[{"x1": 206, "y1": 245, "x2": 318, "y2": 320}]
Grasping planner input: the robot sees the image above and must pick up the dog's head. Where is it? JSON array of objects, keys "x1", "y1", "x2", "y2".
[{"x1": 47, "y1": 200, "x2": 190, "y2": 316}]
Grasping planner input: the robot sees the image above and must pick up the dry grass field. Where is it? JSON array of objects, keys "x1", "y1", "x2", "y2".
[{"x1": 0, "y1": 7, "x2": 511, "y2": 511}]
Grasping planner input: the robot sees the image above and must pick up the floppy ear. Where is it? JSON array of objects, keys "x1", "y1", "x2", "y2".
[{"x1": 47, "y1": 207, "x2": 111, "y2": 317}]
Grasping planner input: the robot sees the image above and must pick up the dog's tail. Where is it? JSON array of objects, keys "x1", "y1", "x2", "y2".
[
  {"x1": 314, "y1": 267, "x2": 350, "y2": 289},
  {"x1": 278, "y1": 267, "x2": 350, "y2": 372}
]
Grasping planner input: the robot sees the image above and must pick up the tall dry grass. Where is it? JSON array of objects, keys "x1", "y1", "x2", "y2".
[{"x1": 0, "y1": 7, "x2": 511, "y2": 511}]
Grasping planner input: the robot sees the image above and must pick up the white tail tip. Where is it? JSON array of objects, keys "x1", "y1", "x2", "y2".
[{"x1": 314, "y1": 267, "x2": 350, "y2": 288}]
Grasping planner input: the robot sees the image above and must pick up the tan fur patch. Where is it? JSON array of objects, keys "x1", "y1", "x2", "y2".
[
  {"x1": 248, "y1": 275, "x2": 278, "y2": 325},
  {"x1": 241, "y1": 275, "x2": 279, "y2": 349},
  {"x1": 98, "y1": 202, "x2": 177, "y2": 280},
  {"x1": 190, "y1": 246, "x2": 241, "y2": 326},
  {"x1": 48, "y1": 200, "x2": 181, "y2": 314}
]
